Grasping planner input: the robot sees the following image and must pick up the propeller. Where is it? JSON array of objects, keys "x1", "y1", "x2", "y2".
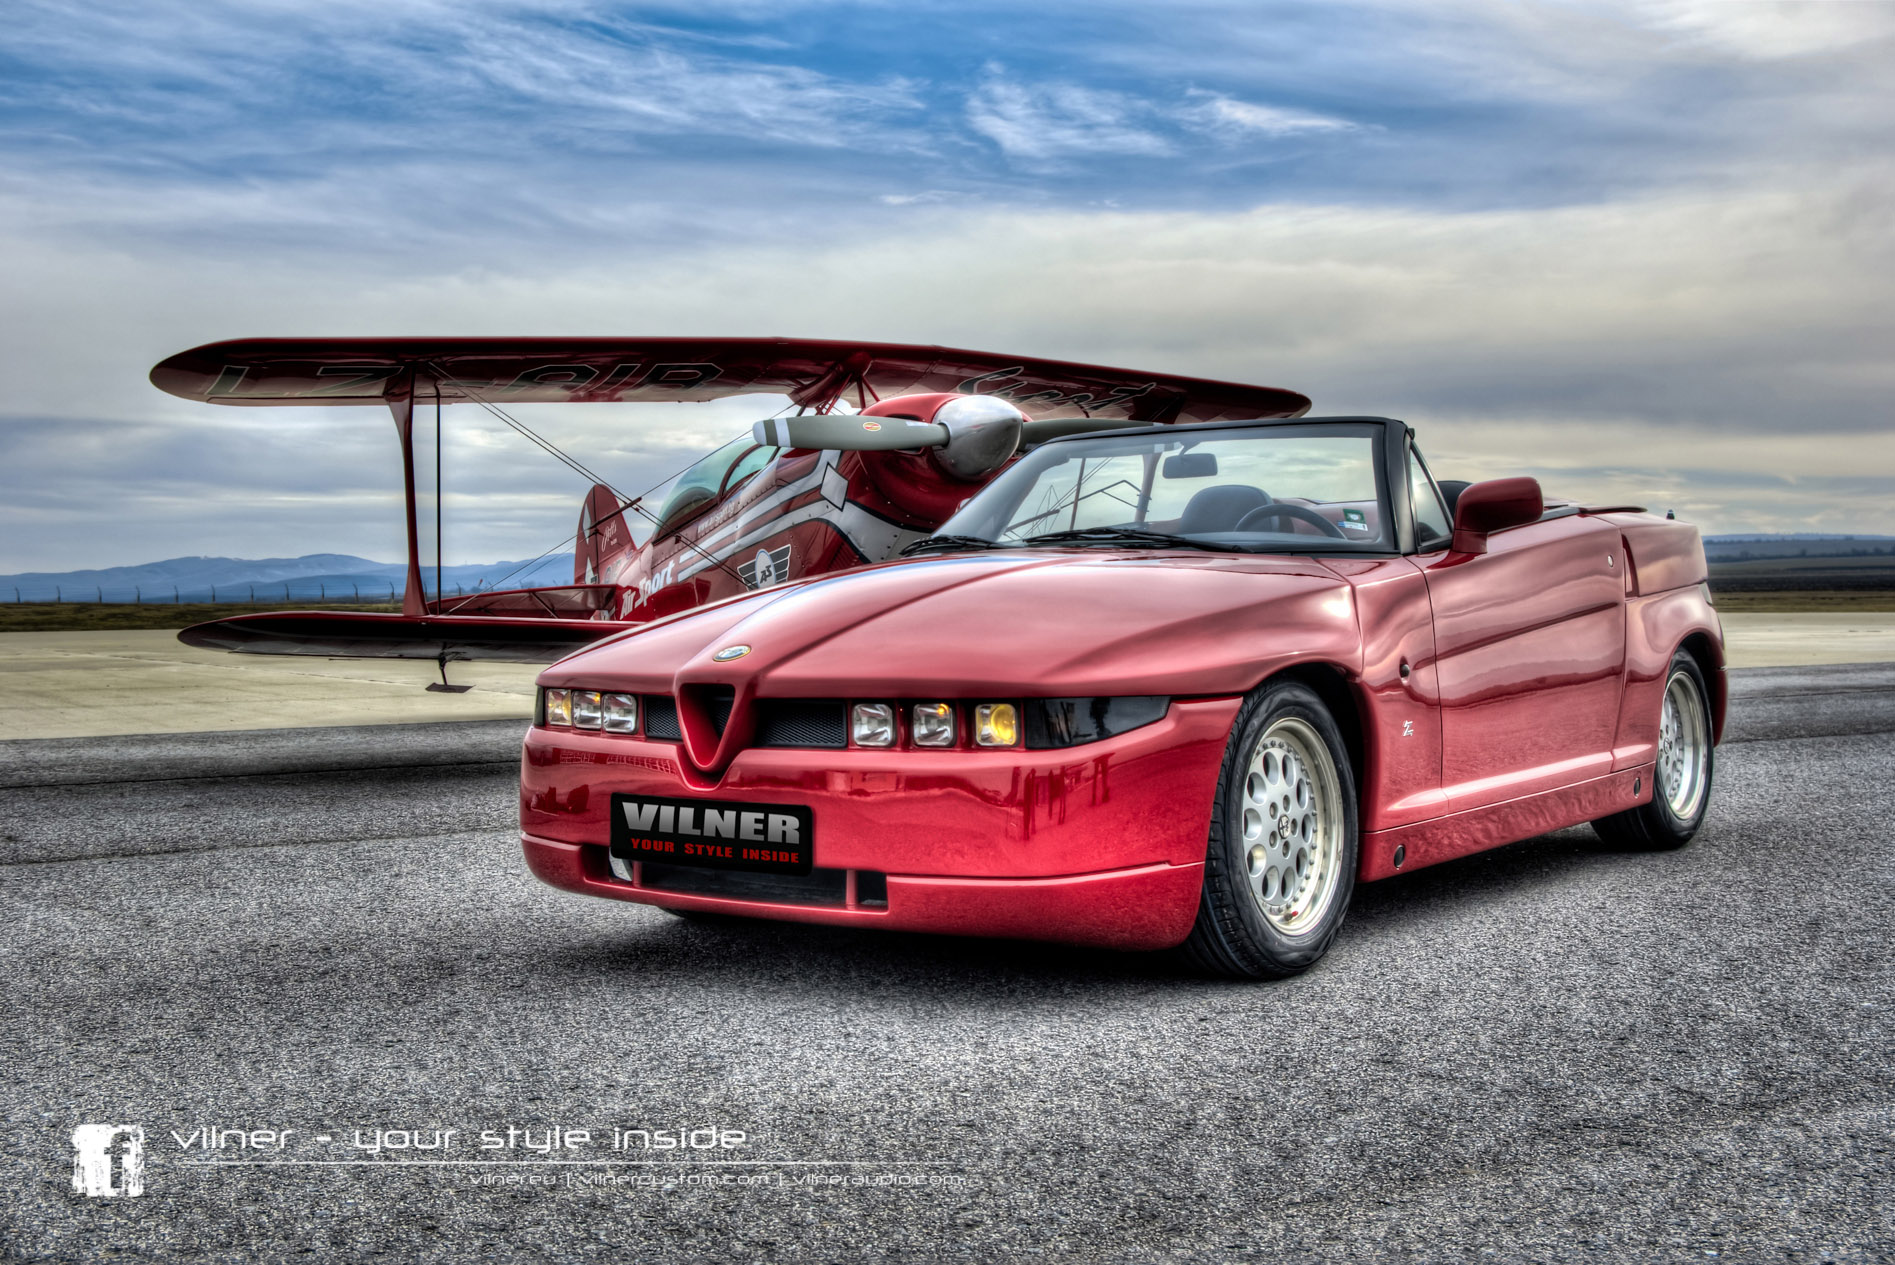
[
  {"x1": 752, "y1": 398, "x2": 1128, "y2": 478},
  {"x1": 752, "y1": 414, "x2": 947, "y2": 451},
  {"x1": 1017, "y1": 416, "x2": 1145, "y2": 446}
]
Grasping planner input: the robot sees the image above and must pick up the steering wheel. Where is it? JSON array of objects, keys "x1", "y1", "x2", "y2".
[{"x1": 1234, "y1": 503, "x2": 1348, "y2": 538}]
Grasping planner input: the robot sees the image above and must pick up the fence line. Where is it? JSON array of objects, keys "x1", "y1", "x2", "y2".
[
  {"x1": 4, "y1": 584, "x2": 427, "y2": 606},
  {"x1": 8, "y1": 580, "x2": 493, "y2": 605}
]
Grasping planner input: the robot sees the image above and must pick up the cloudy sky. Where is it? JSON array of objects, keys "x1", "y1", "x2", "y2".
[{"x1": 2, "y1": 0, "x2": 1890, "y2": 572}]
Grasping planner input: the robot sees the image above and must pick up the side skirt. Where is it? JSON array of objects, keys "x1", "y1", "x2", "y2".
[{"x1": 1358, "y1": 763, "x2": 1654, "y2": 881}]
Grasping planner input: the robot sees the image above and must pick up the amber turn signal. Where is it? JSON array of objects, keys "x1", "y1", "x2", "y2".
[{"x1": 975, "y1": 703, "x2": 1018, "y2": 747}]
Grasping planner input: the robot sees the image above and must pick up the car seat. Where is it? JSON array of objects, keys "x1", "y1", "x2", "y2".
[{"x1": 1179, "y1": 484, "x2": 1271, "y2": 534}]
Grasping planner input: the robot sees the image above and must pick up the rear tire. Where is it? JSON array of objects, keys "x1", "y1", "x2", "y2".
[
  {"x1": 1591, "y1": 649, "x2": 1715, "y2": 850},
  {"x1": 1181, "y1": 679, "x2": 1359, "y2": 980}
]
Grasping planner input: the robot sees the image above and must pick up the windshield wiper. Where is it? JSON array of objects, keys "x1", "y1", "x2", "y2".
[
  {"x1": 1016, "y1": 526, "x2": 1244, "y2": 552},
  {"x1": 901, "y1": 534, "x2": 1001, "y2": 557}
]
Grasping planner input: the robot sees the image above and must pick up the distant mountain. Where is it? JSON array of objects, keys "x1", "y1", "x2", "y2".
[{"x1": 0, "y1": 554, "x2": 576, "y2": 603}]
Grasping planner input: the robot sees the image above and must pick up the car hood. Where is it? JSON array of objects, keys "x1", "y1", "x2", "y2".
[{"x1": 548, "y1": 549, "x2": 1362, "y2": 705}]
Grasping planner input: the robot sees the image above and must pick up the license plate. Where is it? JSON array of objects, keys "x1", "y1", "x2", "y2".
[{"x1": 609, "y1": 793, "x2": 813, "y2": 875}]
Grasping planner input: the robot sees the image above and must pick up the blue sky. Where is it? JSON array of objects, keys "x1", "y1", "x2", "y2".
[{"x1": 1, "y1": 0, "x2": 1891, "y2": 569}]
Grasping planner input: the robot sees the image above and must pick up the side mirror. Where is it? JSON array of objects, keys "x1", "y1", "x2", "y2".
[{"x1": 1450, "y1": 477, "x2": 1543, "y2": 554}]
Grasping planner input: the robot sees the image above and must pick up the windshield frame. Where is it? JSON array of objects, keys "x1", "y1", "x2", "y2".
[{"x1": 932, "y1": 416, "x2": 1417, "y2": 556}]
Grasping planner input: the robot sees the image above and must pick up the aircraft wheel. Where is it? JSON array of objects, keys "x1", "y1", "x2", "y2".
[
  {"x1": 1182, "y1": 679, "x2": 1359, "y2": 980},
  {"x1": 1591, "y1": 649, "x2": 1715, "y2": 850}
]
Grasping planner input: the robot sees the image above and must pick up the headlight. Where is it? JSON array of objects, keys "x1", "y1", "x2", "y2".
[
  {"x1": 912, "y1": 702, "x2": 956, "y2": 747},
  {"x1": 975, "y1": 703, "x2": 1018, "y2": 747},
  {"x1": 851, "y1": 703, "x2": 895, "y2": 747},
  {"x1": 1024, "y1": 697, "x2": 1168, "y2": 748},
  {"x1": 602, "y1": 693, "x2": 639, "y2": 734},
  {"x1": 543, "y1": 688, "x2": 572, "y2": 727},
  {"x1": 572, "y1": 690, "x2": 604, "y2": 729}
]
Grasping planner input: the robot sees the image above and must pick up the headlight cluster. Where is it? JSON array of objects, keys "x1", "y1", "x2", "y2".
[
  {"x1": 540, "y1": 687, "x2": 638, "y2": 733},
  {"x1": 849, "y1": 701, "x2": 1019, "y2": 749},
  {"x1": 538, "y1": 689, "x2": 1166, "y2": 750}
]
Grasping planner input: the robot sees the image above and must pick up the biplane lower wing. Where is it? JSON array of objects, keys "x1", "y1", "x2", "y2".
[{"x1": 177, "y1": 611, "x2": 633, "y2": 663}]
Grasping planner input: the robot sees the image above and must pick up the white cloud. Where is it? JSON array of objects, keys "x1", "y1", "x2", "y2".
[
  {"x1": 877, "y1": 190, "x2": 964, "y2": 206},
  {"x1": 1180, "y1": 91, "x2": 1360, "y2": 139},
  {"x1": 962, "y1": 72, "x2": 1360, "y2": 167},
  {"x1": 965, "y1": 70, "x2": 1173, "y2": 163},
  {"x1": 1634, "y1": 0, "x2": 1895, "y2": 59}
]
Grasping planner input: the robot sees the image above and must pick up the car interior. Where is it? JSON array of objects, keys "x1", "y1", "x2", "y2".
[{"x1": 1167, "y1": 483, "x2": 1386, "y2": 542}]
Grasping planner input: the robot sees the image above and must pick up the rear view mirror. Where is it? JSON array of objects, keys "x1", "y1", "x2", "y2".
[
  {"x1": 1451, "y1": 477, "x2": 1543, "y2": 553},
  {"x1": 1162, "y1": 452, "x2": 1218, "y2": 479}
]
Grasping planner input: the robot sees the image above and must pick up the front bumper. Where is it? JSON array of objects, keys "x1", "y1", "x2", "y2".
[
  {"x1": 523, "y1": 836, "x2": 1204, "y2": 950},
  {"x1": 519, "y1": 696, "x2": 1241, "y2": 950}
]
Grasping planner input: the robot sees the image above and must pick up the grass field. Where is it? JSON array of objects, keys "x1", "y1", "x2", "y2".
[
  {"x1": 1708, "y1": 590, "x2": 1895, "y2": 613},
  {"x1": 0, "y1": 602, "x2": 401, "y2": 633},
  {"x1": 1706, "y1": 555, "x2": 1895, "y2": 592}
]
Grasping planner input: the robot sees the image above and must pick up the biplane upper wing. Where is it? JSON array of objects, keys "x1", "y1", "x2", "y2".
[{"x1": 149, "y1": 336, "x2": 1310, "y2": 423}]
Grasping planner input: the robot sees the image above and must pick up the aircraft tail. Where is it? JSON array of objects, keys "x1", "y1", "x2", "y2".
[{"x1": 575, "y1": 484, "x2": 635, "y2": 585}]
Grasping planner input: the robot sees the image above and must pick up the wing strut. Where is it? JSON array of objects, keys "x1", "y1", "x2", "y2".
[
  {"x1": 788, "y1": 350, "x2": 874, "y2": 414},
  {"x1": 386, "y1": 369, "x2": 430, "y2": 618}
]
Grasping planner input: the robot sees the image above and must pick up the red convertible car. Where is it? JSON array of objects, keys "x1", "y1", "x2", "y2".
[{"x1": 520, "y1": 416, "x2": 1722, "y2": 977}]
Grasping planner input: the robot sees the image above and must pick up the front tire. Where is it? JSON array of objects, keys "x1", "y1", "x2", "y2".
[
  {"x1": 1182, "y1": 679, "x2": 1359, "y2": 980},
  {"x1": 1591, "y1": 648, "x2": 1715, "y2": 850}
]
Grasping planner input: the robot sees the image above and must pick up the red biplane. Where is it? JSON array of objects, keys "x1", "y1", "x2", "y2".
[{"x1": 149, "y1": 338, "x2": 1308, "y2": 671}]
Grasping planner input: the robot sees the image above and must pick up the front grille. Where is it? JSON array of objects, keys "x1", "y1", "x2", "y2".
[
  {"x1": 641, "y1": 864, "x2": 850, "y2": 907},
  {"x1": 708, "y1": 686, "x2": 736, "y2": 736},
  {"x1": 755, "y1": 700, "x2": 847, "y2": 748},
  {"x1": 642, "y1": 694, "x2": 681, "y2": 741},
  {"x1": 637, "y1": 693, "x2": 844, "y2": 748}
]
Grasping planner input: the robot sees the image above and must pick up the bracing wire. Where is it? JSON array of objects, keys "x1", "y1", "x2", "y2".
[
  {"x1": 421, "y1": 364, "x2": 754, "y2": 593},
  {"x1": 437, "y1": 527, "x2": 588, "y2": 613}
]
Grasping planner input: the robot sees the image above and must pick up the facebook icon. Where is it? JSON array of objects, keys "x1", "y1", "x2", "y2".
[{"x1": 71, "y1": 1125, "x2": 145, "y2": 1198}]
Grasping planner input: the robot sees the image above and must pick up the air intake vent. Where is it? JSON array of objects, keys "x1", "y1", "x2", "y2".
[
  {"x1": 755, "y1": 700, "x2": 847, "y2": 748},
  {"x1": 641, "y1": 864, "x2": 849, "y2": 907},
  {"x1": 643, "y1": 695, "x2": 681, "y2": 741}
]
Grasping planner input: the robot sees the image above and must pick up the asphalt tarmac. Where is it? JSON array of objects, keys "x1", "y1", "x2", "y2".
[{"x1": 3, "y1": 665, "x2": 1891, "y2": 1263}]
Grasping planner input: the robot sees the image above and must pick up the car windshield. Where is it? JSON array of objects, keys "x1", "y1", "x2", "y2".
[{"x1": 929, "y1": 423, "x2": 1391, "y2": 553}]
